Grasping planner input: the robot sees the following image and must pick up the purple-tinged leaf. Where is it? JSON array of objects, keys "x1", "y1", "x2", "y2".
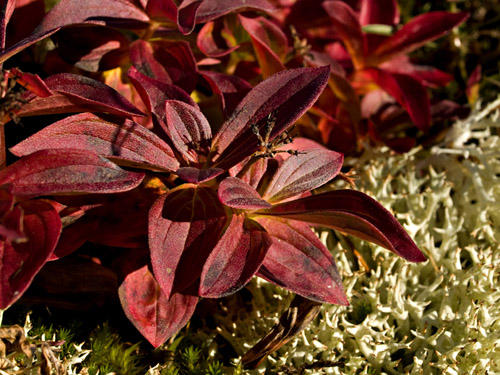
[
  {"x1": 0, "y1": 149, "x2": 145, "y2": 197},
  {"x1": 130, "y1": 40, "x2": 171, "y2": 84},
  {"x1": 200, "y1": 213, "x2": 271, "y2": 297},
  {"x1": 256, "y1": 189, "x2": 426, "y2": 263},
  {"x1": 197, "y1": 20, "x2": 240, "y2": 58},
  {"x1": 219, "y1": 177, "x2": 271, "y2": 210},
  {"x1": 127, "y1": 66, "x2": 197, "y2": 123},
  {"x1": 165, "y1": 100, "x2": 212, "y2": 165},
  {"x1": 149, "y1": 185, "x2": 227, "y2": 299},
  {"x1": 199, "y1": 71, "x2": 252, "y2": 118},
  {"x1": 0, "y1": 186, "x2": 24, "y2": 242},
  {"x1": 359, "y1": 0, "x2": 399, "y2": 26},
  {"x1": 176, "y1": 167, "x2": 223, "y2": 184},
  {"x1": 15, "y1": 73, "x2": 145, "y2": 119},
  {"x1": 322, "y1": 1, "x2": 367, "y2": 68},
  {"x1": 37, "y1": 0, "x2": 150, "y2": 31},
  {"x1": 10, "y1": 113, "x2": 179, "y2": 172},
  {"x1": 119, "y1": 265, "x2": 198, "y2": 348},
  {"x1": 359, "y1": 68, "x2": 431, "y2": 131},
  {"x1": 0, "y1": 0, "x2": 15, "y2": 50},
  {"x1": 131, "y1": 40, "x2": 198, "y2": 93},
  {"x1": 0, "y1": 199, "x2": 61, "y2": 309},
  {"x1": 262, "y1": 149, "x2": 343, "y2": 204},
  {"x1": 371, "y1": 11, "x2": 469, "y2": 63},
  {"x1": 229, "y1": 157, "x2": 269, "y2": 189},
  {"x1": 211, "y1": 66, "x2": 330, "y2": 170},
  {"x1": 256, "y1": 218, "x2": 348, "y2": 305},
  {"x1": 177, "y1": 0, "x2": 274, "y2": 35},
  {"x1": 239, "y1": 14, "x2": 286, "y2": 78},
  {"x1": 8, "y1": 68, "x2": 52, "y2": 97},
  {"x1": 145, "y1": 0, "x2": 177, "y2": 22},
  {"x1": 0, "y1": 28, "x2": 60, "y2": 65}
]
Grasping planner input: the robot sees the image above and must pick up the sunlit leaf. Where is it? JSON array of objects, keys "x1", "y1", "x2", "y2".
[
  {"x1": 257, "y1": 189, "x2": 426, "y2": 262},
  {"x1": 218, "y1": 176, "x2": 271, "y2": 210}
]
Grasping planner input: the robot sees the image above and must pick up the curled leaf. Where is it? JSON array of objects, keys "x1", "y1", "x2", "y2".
[{"x1": 218, "y1": 177, "x2": 271, "y2": 210}]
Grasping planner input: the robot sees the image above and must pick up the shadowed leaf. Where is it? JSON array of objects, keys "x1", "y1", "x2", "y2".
[
  {"x1": 200, "y1": 213, "x2": 271, "y2": 297},
  {"x1": 119, "y1": 265, "x2": 198, "y2": 348},
  {"x1": 0, "y1": 200, "x2": 61, "y2": 309},
  {"x1": 149, "y1": 185, "x2": 227, "y2": 299}
]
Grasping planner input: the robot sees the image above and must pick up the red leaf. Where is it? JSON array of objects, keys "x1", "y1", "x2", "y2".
[
  {"x1": 10, "y1": 113, "x2": 179, "y2": 172},
  {"x1": 119, "y1": 265, "x2": 198, "y2": 347},
  {"x1": 218, "y1": 177, "x2": 271, "y2": 210},
  {"x1": 262, "y1": 148, "x2": 343, "y2": 204},
  {"x1": 130, "y1": 40, "x2": 198, "y2": 93},
  {"x1": 38, "y1": 0, "x2": 149, "y2": 31},
  {"x1": 0, "y1": 200, "x2": 61, "y2": 309},
  {"x1": 371, "y1": 11, "x2": 469, "y2": 63},
  {"x1": 359, "y1": 0, "x2": 399, "y2": 26},
  {"x1": 8, "y1": 68, "x2": 52, "y2": 97},
  {"x1": 322, "y1": 1, "x2": 367, "y2": 68},
  {"x1": 149, "y1": 185, "x2": 227, "y2": 299},
  {"x1": 256, "y1": 218, "x2": 348, "y2": 305},
  {"x1": 200, "y1": 213, "x2": 271, "y2": 297},
  {"x1": 175, "y1": 167, "x2": 224, "y2": 184},
  {"x1": 197, "y1": 20, "x2": 240, "y2": 58},
  {"x1": 199, "y1": 71, "x2": 252, "y2": 118},
  {"x1": 0, "y1": 0, "x2": 149, "y2": 64},
  {"x1": 16, "y1": 73, "x2": 145, "y2": 118},
  {"x1": 127, "y1": 66, "x2": 197, "y2": 124},
  {"x1": 359, "y1": 68, "x2": 431, "y2": 131},
  {"x1": 0, "y1": 186, "x2": 24, "y2": 242},
  {"x1": 0, "y1": 149, "x2": 145, "y2": 197},
  {"x1": 145, "y1": 0, "x2": 177, "y2": 22},
  {"x1": 0, "y1": 0, "x2": 16, "y2": 50},
  {"x1": 239, "y1": 14, "x2": 287, "y2": 78},
  {"x1": 164, "y1": 100, "x2": 212, "y2": 165},
  {"x1": 211, "y1": 66, "x2": 330, "y2": 170},
  {"x1": 178, "y1": 0, "x2": 274, "y2": 35},
  {"x1": 257, "y1": 189, "x2": 426, "y2": 262}
]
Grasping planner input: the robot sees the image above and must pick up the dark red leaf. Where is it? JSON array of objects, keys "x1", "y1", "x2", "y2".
[
  {"x1": 256, "y1": 189, "x2": 426, "y2": 262},
  {"x1": 0, "y1": 199, "x2": 61, "y2": 309},
  {"x1": 127, "y1": 66, "x2": 197, "y2": 124},
  {"x1": 164, "y1": 100, "x2": 212, "y2": 165},
  {"x1": 149, "y1": 185, "x2": 227, "y2": 299},
  {"x1": 239, "y1": 14, "x2": 286, "y2": 78},
  {"x1": 131, "y1": 40, "x2": 198, "y2": 93},
  {"x1": 175, "y1": 167, "x2": 224, "y2": 184},
  {"x1": 256, "y1": 218, "x2": 348, "y2": 305},
  {"x1": 119, "y1": 265, "x2": 199, "y2": 347},
  {"x1": 322, "y1": 1, "x2": 367, "y2": 68},
  {"x1": 178, "y1": 0, "x2": 274, "y2": 35},
  {"x1": 37, "y1": 0, "x2": 150, "y2": 31},
  {"x1": 199, "y1": 71, "x2": 252, "y2": 118},
  {"x1": 197, "y1": 20, "x2": 240, "y2": 58},
  {"x1": 359, "y1": 0, "x2": 399, "y2": 26},
  {"x1": 10, "y1": 113, "x2": 179, "y2": 172},
  {"x1": 371, "y1": 11, "x2": 469, "y2": 63},
  {"x1": 218, "y1": 176, "x2": 271, "y2": 210},
  {"x1": 15, "y1": 73, "x2": 145, "y2": 119},
  {"x1": 211, "y1": 66, "x2": 330, "y2": 170},
  {"x1": 0, "y1": 186, "x2": 24, "y2": 242},
  {"x1": 0, "y1": 149, "x2": 145, "y2": 197},
  {"x1": 262, "y1": 148, "x2": 343, "y2": 204},
  {"x1": 145, "y1": 0, "x2": 177, "y2": 22},
  {"x1": 0, "y1": 28, "x2": 60, "y2": 65},
  {"x1": 359, "y1": 68, "x2": 431, "y2": 131},
  {"x1": 200, "y1": 213, "x2": 271, "y2": 297}
]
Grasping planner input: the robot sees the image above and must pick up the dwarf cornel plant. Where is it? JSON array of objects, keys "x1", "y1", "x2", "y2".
[{"x1": 0, "y1": 0, "x2": 428, "y2": 358}]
